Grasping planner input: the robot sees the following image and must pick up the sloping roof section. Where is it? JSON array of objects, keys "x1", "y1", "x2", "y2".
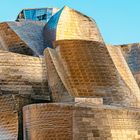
[{"x1": 8, "y1": 21, "x2": 46, "y2": 56}]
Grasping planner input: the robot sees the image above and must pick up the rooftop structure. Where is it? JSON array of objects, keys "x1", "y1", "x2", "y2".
[{"x1": 16, "y1": 7, "x2": 59, "y2": 22}]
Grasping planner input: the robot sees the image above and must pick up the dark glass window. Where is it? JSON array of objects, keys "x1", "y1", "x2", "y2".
[{"x1": 24, "y1": 8, "x2": 53, "y2": 22}]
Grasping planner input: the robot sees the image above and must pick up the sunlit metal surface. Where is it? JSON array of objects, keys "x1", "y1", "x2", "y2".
[
  {"x1": 48, "y1": 40, "x2": 140, "y2": 107},
  {"x1": 23, "y1": 103, "x2": 73, "y2": 140},
  {"x1": 44, "y1": 6, "x2": 103, "y2": 48}
]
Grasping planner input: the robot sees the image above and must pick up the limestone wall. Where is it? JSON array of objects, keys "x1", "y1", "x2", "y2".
[
  {"x1": 0, "y1": 50, "x2": 49, "y2": 101},
  {"x1": 73, "y1": 104, "x2": 140, "y2": 140},
  {"x1": 0, "y1": 95, "x2": 18, "y2": 140}
]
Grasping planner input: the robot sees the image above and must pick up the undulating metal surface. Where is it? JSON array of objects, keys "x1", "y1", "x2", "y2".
[
  {"x1": 43, "y1": 6, "x2": 104, "y2": 48},
  {"x1": 23, "y1": 103, "x2": 73, "y2": 140},
  {"x1": 44, "y1": 48, "x2": 73, "y2": 102},
  {"x1": 0, "y1": 95, "x2": 18, "y2": 140},
  {"x1": 50, "y1": 40, "x2": 140, "y2": 107}
]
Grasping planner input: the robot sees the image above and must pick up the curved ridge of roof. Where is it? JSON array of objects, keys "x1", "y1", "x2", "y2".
[{"x1": 43, "y1": 6, "x2": 104, "y2": 48}]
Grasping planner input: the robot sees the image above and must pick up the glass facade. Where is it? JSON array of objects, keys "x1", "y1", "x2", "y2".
[{"x1": 17, "y1": 8, "x2": 59, "y2": 22}]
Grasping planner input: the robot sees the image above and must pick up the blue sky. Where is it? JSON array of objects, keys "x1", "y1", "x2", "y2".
[{"x1": 0, "y1": 0, "x2": 140, "y2": 45}]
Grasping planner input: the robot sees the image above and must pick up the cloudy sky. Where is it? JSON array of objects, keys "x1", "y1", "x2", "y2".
[{"x1": 1, "y1": 0, "x2": 140, "y2": 45}]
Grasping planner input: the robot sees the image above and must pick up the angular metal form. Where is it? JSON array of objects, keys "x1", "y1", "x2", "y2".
[
  {"x1": 8, "y1": 21, "x2": 46, "y2": 56},
  {"x1": 0, "y1": 21, "x2": 48, "y2": 56},
  {"x1": 44, "y1": 48, "x2": 73, "y2": 102}
]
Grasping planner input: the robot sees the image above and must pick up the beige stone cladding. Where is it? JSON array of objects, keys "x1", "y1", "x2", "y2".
[
  {"x1": 0, "y1": 50, "x2": 49, "y2": 100},
  {"x1": 0, "y1": 95, "x2": 18, "y2": 140},
  {"x1": 73, "y1": 104, "x2": 140, "y2": 140}
]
